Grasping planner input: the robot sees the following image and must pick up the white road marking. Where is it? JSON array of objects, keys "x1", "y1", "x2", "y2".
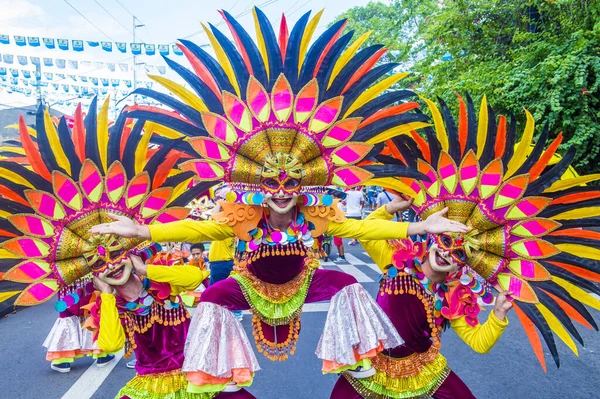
[
  {"x1": 345, "y1": 253, "x2": 382, "y2": 275},
  {"x1": 334, "y1": 263, "x2": 373, "y2": 282},
  {"x1": 61, "y1": 350, "x2": 124, "y2": 399}
]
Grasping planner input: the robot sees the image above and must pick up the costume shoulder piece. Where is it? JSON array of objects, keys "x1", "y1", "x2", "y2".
[
  {"x1": 0, "y1": 99, "x2": 212, "y2": 310},
  {"x1": 123, "y1": 7, "x2": 429, "y2": 208},
  {"x1": 382, "y1": 94, "x2": 600, "y2": 370}
]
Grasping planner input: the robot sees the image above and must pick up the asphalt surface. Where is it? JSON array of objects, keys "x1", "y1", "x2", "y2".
[{"x1": 1, "y1": 245, "x2": 600, "y2": 399}]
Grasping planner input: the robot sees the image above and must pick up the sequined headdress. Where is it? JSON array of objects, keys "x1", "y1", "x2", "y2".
[
  {"x1": 0, "y1": 99, "x2": 211, "y2": 308},
  {"x1": 381, "y1": 94, "x2": 600, "y2": 369},
  {"x1": 125, "y1": 8, "x2": 429, "y2": 206}
]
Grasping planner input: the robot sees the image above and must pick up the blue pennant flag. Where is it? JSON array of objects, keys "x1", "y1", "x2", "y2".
[
  {"x1": 172, "y1": 44, "x2": 183, "y2": 55},
  {"x1": 91, "y1": 87, "x2": 98, "y2": 94},
  {"x1": 52, "y1": 83, "x2": 59, "y2": 90},
  {"x1": 145, "y1": 81, "x2": 153, "y2": 89},
  {"x1": 9, "y1": 68, "x2": 18, "y2": 77},
  {"x1": 90, "y1": 77, "x2": 98, "y2": 85},
  {"x1": 119, "y1": 63, "x2": 128, "y2": 72},
  {"x1": 14, "y1": 35, "x2": 26, "y2": 46},
  {"x1": 21, "y1": 79, "x2": 28, "y2": 86},
  {"x1": 106, "y1": 63, "x2": 116, "y2": 72},
  {"x1": 22, "y1": 70, "x2": 31, "y2": 79},
  {"x1": 39, "y1": 81, "x2": 47, "y2": 87},
  {"x1": 100, "y1": 78, "x2": 109, "y2": 86},
  {"x1": 87, "y1": 41, "x2": 99, "y2": 47},
  {"x1": 62, "y1": 84, "x2": 69, "y2": 92},
  {"x1": 72, "y1": 85, "x2": 80, "y2": 93},
  {"x1": 158, "y1": 44, "x2": 169, "y2": 55},
  {"x1": 68, "y1": 74, "x2": 77, "y2": 81},
  {"x1": 43, "y1": 38, "x2": 55, "y2": 49},
  {"x1": 81, "y1": 86, "x2": 89, "y2": 95},
  {"x1": 30, "y1": 56, "x2": 40, "y2": 66},
  {"x1": 34, "y1": 70, "x2": 41, "y2": 80},
  {"x1": 43, "y1": 57, "x2": 53, "y2": 66},
  {"x1": 2, "y1": 54, "x2": 13, "y2": 64},
  {"x1": 56, "y1": 73, "x2": 65, "y2": 79},
  {"x1": 58, "y1": 39, "x2": 69, "y2": 50},
  {"x1": 101, "y1": 41, "x2": 112, "y2": 52},
  {"x1": 124, "y1": 79, "x2": 132, "y2": 88},
  {"x1": 130, "y1": 43, "x2": 142, "y2": 55},
  {"x1": 72, "y1": 40, "x2": 84, "y2": 51},
  {"x1": 10, "y1": 77, "x2": 18, "y2": 85},
  {"x1": 0, "y1": 67, "x2": 5, "y2": 76},
  {"x1": 24, "y1": 87, "x2": 32, "y2": 94},
  {"x1": 0, "y1": 35, "x2": 9, "y2": 44},
  {"x1": 144, "y1": 44, "x2": 156, "y2": 56},
  {"x1": 17, "y1": 55, "x2": 28, "y2": 65},
  {"x1": 116, "y1": 42, "x2": 127, "y2": 53},
  {"x1": 68, "y1": 60, "x2": 78, "y2": 69},
  {"x1": 56, "y1": 59, "x2": 66, "y2": 69},
  {"x1": 157, "y1": 66, "x2": 166, "y2": 75},
  {"x1": 44, "y1": 72, "x2": 53, "y2": 80},
  {"x1": 27, "y1": 36, "x2": 40, "y2": 46},
  {"x1": 79, "y1": 76, "x2": 88, "y2": 82},
  {"x1": 111, "y1": 78, "x2": 120, "y2": 87},
  {"x1": 100, "y1": 87, "x2": 108, "y2": 95}
]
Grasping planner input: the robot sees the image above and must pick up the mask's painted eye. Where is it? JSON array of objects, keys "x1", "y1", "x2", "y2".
[
  {"x1": 453, "y1": 249, "x2": 467, "y2": 262},
  {"x1": 440, "y1": 234, "x2": 452, "y2": 248},
  {"x1": 110, "y1": 249, "x2": 124, "y2": 259},
  {"x1": 283, "y1": 179, "x2": 300, "y2": 189},
  {"x1": 263, "y1": 178, "x2": 279, "y2": 189}
]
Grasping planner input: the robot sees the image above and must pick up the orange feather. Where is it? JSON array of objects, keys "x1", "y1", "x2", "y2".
[
  {"x1": 18, "y1": 116, "x2": 51, "y2": 181},
  {"x1": 0, "y1": 228, "x2": 17, "y2": 238},
  {"x1": 0, "y1": 184, "x2": 29, "y2": 206},
  {"x1": 410, "y1": 130, "x2": 431, "y2": 163},
  {"x1": 178, "y1": 44, "x2": 220, "y2": 97},
  {"x1": 545, "y1": 260, "x2": 600, "y2": 284},
  {"x1": 456, "y1": 93, "x2": 468, "y2": 156},
  {"x1": 359, "y1": 102, "x2": 420, "y2": 129},
  {"x1": 153, "y1": 150, "x2": 182, "y2": 190},
  {"x1": 548, "y1": 228, "x2": 600, "y2": 241},
  {"x1": 550, "y1": 191, "x2": 600, "y2": 205},
  {"x1": 513, "y1": 304, "x2": 547, "y2": 372},
  {"x1": 384, "y1": 139, "x2": 406, "y2": 165},
  {"x1": 494, "y1": 115, "x2": 507, "y2": 158},
  {"x1": 341, "y1": 48, "x2": 387, "y2": 94},
  {"x1": 71, "y1": 103, "x2": 86, "y2": 163},
  {"x1": 541, "y1": 289, "x2": 593, "y2": 330},
  {"x1": 530, "y1": 132, "x2": 563, "y2": 181},
  {"x1": 279, "y1": 14, "x2": 289, "y2": 61}
]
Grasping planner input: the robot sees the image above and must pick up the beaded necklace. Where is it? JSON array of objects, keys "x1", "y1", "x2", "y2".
[{"x1": 237, "y1": 210, "x2": 314, "y2": 253}]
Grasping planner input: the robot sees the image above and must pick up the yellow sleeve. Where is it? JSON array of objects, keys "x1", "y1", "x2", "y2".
[
  {"x1": 147, "y1": 265, "x2": 209, "y2": 295},
  {"x1": 326, "y1": 215, "x2": 409, "y2": 241},
  {"x1": 97, "y1": 293, "x2": 126, "y2": 354},
  {"x1": 208, "y1": 238, "x2": 235, "y2": 262},
  {"x1": 451, "y1": 311, "x2": 509, "y2": 354},
  {"x1": 147, "y1": 219, "x2": 235, "y2": 243},
  {"x1": 359, "y1": 206, "x2": 396, "y2": 271}
]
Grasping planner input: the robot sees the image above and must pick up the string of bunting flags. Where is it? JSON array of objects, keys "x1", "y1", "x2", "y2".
[
  {"x1": 0, "y1": 53, "x2": 167, "y2": 74},
  {"x1": 0, "y1": 34, "x2": 187, "y2": 56}
]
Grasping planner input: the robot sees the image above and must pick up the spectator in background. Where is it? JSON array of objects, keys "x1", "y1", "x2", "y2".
[
  {"x1": 345, "y1": 186, "x2": 364, "y2": 246},
  {"x1": 366, "y1": 186, "x2": 377, "y2": 210},
  {"x1": 376, "y1": 188, "x2": 398, "y2": 209},
  {"x1": 331, "y1": 190, "x2": 347, "y2": 263},
  {"x1": 189, "y1": 243, "x2": 206, "y2": 270}
]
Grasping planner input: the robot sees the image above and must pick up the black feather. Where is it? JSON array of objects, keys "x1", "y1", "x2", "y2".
[
  {"x1": 283, "y1": 11, "x2": 311, "y2": 90},
  {"x1": 541, "y1": 261, "x2": 600, "y2": 296},
  {"x1": 35, "y1": 104, "x2": 63, "y2": 174},
  {"x1": 362, "y1": 164, "x2": 428, "y2": 180},
  {"x1": 464, "y1": 93, "x2": 478, "y2": 154},
  {"x1": 515, "y1": 121, "x2": 549, "y2": 177},
  {"x1": 177, "y1": 39, "x2": 236, "y2": 94},
  {"x1": 56, "y1": 117, "x2": 82, "y2": 178},
  {"x1": 125, "y1": 111, "x2": 207, "y2": 137},
  {"x1": 315, "y1": 31, "x2": 354, "y2": 99},
  {"x1": 437, "y1": 97, "x2": 460, "y2": 160},
  {"x1": 516, "y1": 302, "x2": 560, "y2": 367},
  {"x1": 352, "y1": 113, "x2": 429, "y2": 143},
  {"x1": 253, "y1": 7, "x2": 283, "y2": 90},
  {"x1": 326, "y1": 45, "x2": 384, "y2": 99},
  {"x1": 340, "y1": 63, "x2": 398, "y2": 117},
  {"x1": 209, "y1": 23, "x2": 250, "y2": 99},
  {"x1": 0, "y1": 160, "x2": 52, "y2": 191},
  {"x1": 170, "y1": 181, "x2": 216, "y2": 207},
  {"x1": 527, "y1": 146, "x2": 576, "y2": 195},
  {"x1": 84, "y1": 97, "x2": 101, "y2": 167},
  {"x1": 535, "y1": 280, "x2": 598, "y2": 331},
  {"x1": 534, "y1": 287, "x2": 584, "y2": 345},
  {"x1": 144, "y1": 139, "x2": 178, "y2": 183},
  {"x1": 479, "y1": 105, "x2": 497, "y2": 166},
  {"x1": 130, "y1": 88, "x2": 204, "y2": 127},
  {"x1": 350, "y1": 90, "x2": 417, "y2": 119},
  {"x1": 501, "y1": 113, "x2": 517, "y2": 165},
  {"x1": 107, "y1": 110, "x2": 129, "y2": 165},
  {"x1": 121, "y1": 120, "x2": 145, "y2": 177}
]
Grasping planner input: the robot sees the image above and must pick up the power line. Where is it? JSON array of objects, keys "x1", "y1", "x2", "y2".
[
  {"x1": 114, "y1": 0, "x2": 135, "y2": 18},
  {"x1": 63, "y1": 0, "x2": 116, "y2": 42},
  {"x1": 93, "y1": 0, "x2": 133, "y2": 35}
]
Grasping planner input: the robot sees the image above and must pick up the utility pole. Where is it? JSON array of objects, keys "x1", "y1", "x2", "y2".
[{"x1": 132, "y1": 15, "x2": 145, "y2": 104}]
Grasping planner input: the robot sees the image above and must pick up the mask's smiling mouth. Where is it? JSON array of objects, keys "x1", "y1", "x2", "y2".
[
  {"x1": 271, "y1": 197, "x2": 292, "y2": 208},
  {"x1": 106, "y1": 265, "x2": 124, "y2": 279},
  {"x1": 435, "y1": 252, "x2": 450, "y2": 266}
]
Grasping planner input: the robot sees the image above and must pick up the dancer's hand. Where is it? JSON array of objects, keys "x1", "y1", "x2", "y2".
[
  {"x1": 93, "y1": 276, "x2": 113, "y2": 294},
  {"x1": 89, "y1": 213, "x2": 150, "y2": 239},
  {"x1": 386, "y1": 196, "x2": 414, "y2": 215},
  {"x1": 409, "y1": 207, "x2": 470, "y2": 236},
  {"x1": 130, "y1": 254, "x2": 148, "y2": 277},
  {"x1": 493, "y1": 291, "x2": 513, "y2": 320}
]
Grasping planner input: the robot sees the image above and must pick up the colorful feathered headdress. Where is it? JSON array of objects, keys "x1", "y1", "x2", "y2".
[
  {"x1": 380, "y1": 94, "x2": 600, "y2": 370},
  {"x1": 124, "y1": 8, "x2": 429, "y2": 206},
  {"x1": 0, "y1": 99, "x2": 211, "y2": 308}
]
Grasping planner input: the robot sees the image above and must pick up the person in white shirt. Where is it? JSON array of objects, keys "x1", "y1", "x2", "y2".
[
  {"x1": 376, "y1": 189, "x2": 398, "y2": 208},
  {"x1": 344, "y1": 187, "x2": 364, "y2": 245}
]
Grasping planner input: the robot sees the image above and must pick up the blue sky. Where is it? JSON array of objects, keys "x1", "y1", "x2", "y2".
[{"x1": 0, "y1": 0, "x2": 377, "y2": 112}]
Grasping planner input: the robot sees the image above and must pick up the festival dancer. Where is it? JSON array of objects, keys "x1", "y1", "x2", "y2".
[
  {"x1": 90, "y1": 8, "x2": 470, "y2": 395},
  {"x1": 331, "y1": 94, "x2": 600, "y2": 398},
  {"x1": 0, "y1": 101, "x2": 254, "y2": 398}
]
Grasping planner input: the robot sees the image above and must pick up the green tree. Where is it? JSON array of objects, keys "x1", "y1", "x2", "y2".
[{"x1": 334, "y1": 0, "x2": 600, "y2": 174}]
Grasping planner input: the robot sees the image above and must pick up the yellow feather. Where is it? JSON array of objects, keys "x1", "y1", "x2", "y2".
[
  {"x1": 0, "y1": 210, "x2": 11, "y2": 218},
  {"x1": 556, "y1": 243, "x2": 600, "y2": 260},
  {"x1": 171, "y1": 176, "x2": 193, "y2": 204},
  {"x1": 202, "y1": 22, "x2": 240, "y2": 96},
  {"x1": 476, "y1": 95, "x2": 488, "y2": 158},
  {"x1": 368, "y1": 177, "x2": 418, "y2": 198},
  {"x1": 0, "y1": 291, "x2": 20, "y2": 303},
  {"x1": 0, "y1": 167, "x2": 35, "y2": 187},
  {"x1": 366, "y1": 122, "x2": 432, "y2": 145},
  {"x1": 505, "y1": 109, "x2": 535, "y2": 178},
  {"x1": 134, "y1": 122, "x2": 155, "y2": 175},
  {"x1": 343, "y1": 73, "x2": 409, "y2": 118},
  {"x1": 0, "y1": 146, "x2": 25, "y2": 155},
  {"x1": 551, "y1": 207, "x2": 600, "y2": 220},
  {"x1": 535, "y1": 303, "x2": 578, "y2": 355},
  {"x1": 328, "y1": 31, "x2": 373, "y2": 89},
  {"x1": 153, "y1": 124, "x2": 186, "y2": 139},
  {"x1": 97, "y1": 96, "x2": 110, "y2": 173},
  {"x1": 148, "y1": 75, "x2": 208, "y2": 112},
  {"x1": 0, "y1": 248, "x2": 20, "y2": 258},
  {"x1": 298, "y1": 9, "x2": 324, "y2": 75},
  {"x1": 552, "y1": 276, "x2": 600, "y2": 311},
  {"x1": 43, "y1": 109, "x2": 71, "y2": 174},
  {"x1": 5, "y1": 123, "x2": 37, "y2": 138},
  {"x1": 544, "y1": 174, "x2": 600, "y2": 193},
  {"x1": 421, "y1": 97, "x2": 448, "y2": 152},
  {"x1": 252, "y1": 8, "x2": 269, "y2": 80}
]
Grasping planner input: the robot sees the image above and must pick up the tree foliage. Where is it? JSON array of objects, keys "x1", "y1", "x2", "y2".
[{"x1": 334, "y1": 0, "x2": 600, "y2": 173}]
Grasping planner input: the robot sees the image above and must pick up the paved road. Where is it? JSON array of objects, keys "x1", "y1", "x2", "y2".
[{"x1": 1, "y1": 245, "x2": 600, "y2": 399}]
